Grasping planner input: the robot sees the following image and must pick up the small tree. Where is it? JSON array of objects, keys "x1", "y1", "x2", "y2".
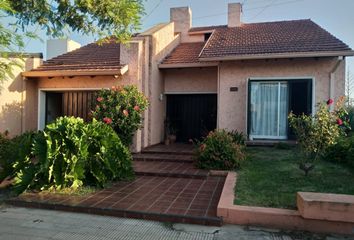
[
  {"x1": 92, "y1": 85, "x2": 149, "y2": 146},
  {"x1": 288, "y1": 97, "x2": 348, "y2": 176}
]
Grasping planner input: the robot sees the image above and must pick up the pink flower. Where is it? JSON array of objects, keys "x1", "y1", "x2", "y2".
[
  {"x1": 97, "y1": 97, "x2": 104, "y2": 102},
  {"x1": 200, "y1": 144, "x2": 206, "y2": 151},
  {"x1": 103, "y1": 117, "x2": 112, "y2": 124},
  {"x1": 111, "y1": 86, "x2": 117, "y2": 91},
  {"x1": 327, "y1": 99, "x2": 334, "y2": 105},
  {"x1": 337, "y1": 118, "x2": 343, "y2": 126},
  {"x1": 133, "y1": 105, "x2": 140, "y2": 111},
  {"x1": 123, "y1": 109, "x2": 129, "y2": 116}
]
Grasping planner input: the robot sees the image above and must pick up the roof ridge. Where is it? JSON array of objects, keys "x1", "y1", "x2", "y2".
[{"x1": 189, "y1": 19, "x2": 312, "y2": 31}]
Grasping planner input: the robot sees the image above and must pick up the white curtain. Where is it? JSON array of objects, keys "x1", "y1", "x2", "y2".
[{"x1": 250, "y1": 82, "x2": 288, "y2": 139}]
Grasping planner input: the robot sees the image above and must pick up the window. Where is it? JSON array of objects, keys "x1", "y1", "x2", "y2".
[
  {"x1": 248, "y1": 79, "x2": 312, "y2": 140},
  {"x1": 204, "y1": 33, "x2": 212, "y2": 41}
]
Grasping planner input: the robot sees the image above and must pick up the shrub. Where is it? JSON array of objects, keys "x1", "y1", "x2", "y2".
[
  {"x1": 0, "y1": 131, "x2": 37, "y2": 182},
  {"x1": 288, "y1": 97, "x2": 348, "y2": 176},
  {"x1": 347, "y1": 105, "x2": 354, "y2": 132},
  {"x1": 325, "y1": 135, "x2": 354, "y2": 169},
  {"x1": 195, "y1": 130, "x2": 246, "y2": 170},
  {"x1": 228, "y1": 130, "x2": 246, "y2": 145},
  {"x1": 12, "y1": 117, "x2": 133, "y2": 194},
  {"x1": 92, "y1": 85, "x2": 149, "y2": 146}
]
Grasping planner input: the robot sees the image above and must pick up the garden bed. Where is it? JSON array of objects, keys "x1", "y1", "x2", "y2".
[{"x1": 234, "y1": 147, "x2": 354, "y2": 209}]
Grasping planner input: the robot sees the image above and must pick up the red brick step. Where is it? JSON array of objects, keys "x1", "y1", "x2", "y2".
[
  {"x1": 133, "y1": 161, "x2": 209, "y2": 179},
  {"x1": 133, "y1": 153, "x2": 194, "y2": 163}
]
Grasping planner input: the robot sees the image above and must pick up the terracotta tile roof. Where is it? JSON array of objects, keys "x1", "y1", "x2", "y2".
[
  {"x1": 32, "y1": 39, "x2": 124, "y2": 72},
  {"x1": 161, "y1": 42, "x2": 205, "y2": 64},
  {"x1": 189, "y1": 25, "x2": 227, "y2": 33},
  {"x1": 199, "y1": 19, "x2": 352, "y2": 59}
]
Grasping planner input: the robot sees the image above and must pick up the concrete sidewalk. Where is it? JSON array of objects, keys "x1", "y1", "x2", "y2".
[{"x1": 0, "y1": 206, "x2": 349, "y2": 240}]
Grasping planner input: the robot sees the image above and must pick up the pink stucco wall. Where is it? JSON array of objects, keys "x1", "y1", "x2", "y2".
[
  {"x1": 163, "y1": 67, "x2": 217, "y2": 93},
  {"x1": 0, "y1": 56, "x2": 41, "y2": 137},
  {"x1": 140, "y1": 22, "x2": 181, "y2": 145},
  {"x1": 218, "y1": 57, "x2": 345, "y2": 134}
]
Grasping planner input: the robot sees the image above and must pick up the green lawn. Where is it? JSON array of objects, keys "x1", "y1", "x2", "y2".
[{"x1": 234, "y1": 147, "x2": 354, "y2": 209}]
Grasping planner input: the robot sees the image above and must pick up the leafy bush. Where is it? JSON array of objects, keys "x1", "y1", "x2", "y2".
[
  {"x1": 228, "y1": 130, "x2": 246, "y2": 145},
  {"x1": 325, "y1": 135, "x2": 354, "y2": 169},
  {"x1": 288, "y1": 97, "x2": 348, "y2": 176},
  {"x1": 347, "y1": 105, "x2": 354, "y2": 132},
  {"x1": 0, "y1": 131, "x2": 37, "y2": 182},
  {"x1": 13, "y1": 117, "x2": 133, "y2": 194},
  {"x1": 195, "y1": 130, "x2": 246, "y2": 170},
  {"x1": 92, "y1": 85, "x2": 149, "y2": 146}
]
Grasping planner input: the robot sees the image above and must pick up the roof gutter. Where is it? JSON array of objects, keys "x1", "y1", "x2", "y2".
[
  {"x1": 159, "y1": 62, "x2": 218, "y2": 69},
  {"x1": 198, "y1": 51, "x2": 354, "y2": 62},
  {"x1": 22, "y1": 65, "x2": 129, "y2": 78}
]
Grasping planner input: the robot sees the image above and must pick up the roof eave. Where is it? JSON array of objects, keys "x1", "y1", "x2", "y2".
[
  {"x1": 22, "y1": 65, "x2": 129, "y2": 78},
  {"x1": 198, "y1": 51, "x2": 354, "y2": 62},
  {"x1": 189, "y1": 30, "x2": 214, "y2": 35},
  {"x1": 159, "y1": 62, "x2": 218, "y2": 69}
]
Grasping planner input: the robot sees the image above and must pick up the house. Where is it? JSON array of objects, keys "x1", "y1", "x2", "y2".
[{"x1": 21, "y1": 3, "x2": 354, "y2": 151}]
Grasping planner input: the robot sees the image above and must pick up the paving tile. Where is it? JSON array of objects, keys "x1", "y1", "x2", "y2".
[{"x1": 7, "y1": 145, "x2": 225, "y2": 226}]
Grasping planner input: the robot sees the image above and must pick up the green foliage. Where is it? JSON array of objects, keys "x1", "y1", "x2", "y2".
[
  {"x1": 347, "y1": 105, "x2": 354, "y2": 132},
  {"x1": 0, "y1": 131, "x2": 36, "y2": 182},
  {"x1": 228, "y1": 130, "x2": 246, "y2": 146},
  {"x1": 325, "y1": 135, "x2": 354, "y2": 169},
  {"x1": 12, "y1": 117, "x2": 133, "y2": 194},
  {"x1": 1, "y1": 0, "x2": 144, "y2": 83},
  {"x1": 274, "y1": 142, "x2": 293, "y2": 150},
  {"x1": 92, "y1": 85, "x2": 149, "y2": 146},
  {"x1": 235, "y1": 147, "x2": 354, "y2": 209},
  {"x1": 195, "y1": 129, "x2": 246, "y2": 170},
  {"x1": 288, "y1": 98, "x2": 347, "y2": 175},
  {"x1": 8, "y1": 0, "x2": 144, "y2": 42}
]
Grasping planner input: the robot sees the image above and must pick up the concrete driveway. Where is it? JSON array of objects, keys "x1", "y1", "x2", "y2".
[{"x1": 0, "y1": 206, "x2": 349, "y2": 240}]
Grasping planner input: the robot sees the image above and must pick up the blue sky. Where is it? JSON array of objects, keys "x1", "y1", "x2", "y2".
[{"x1": 21, "y1": 0, "x2": 354, "y2": 76}]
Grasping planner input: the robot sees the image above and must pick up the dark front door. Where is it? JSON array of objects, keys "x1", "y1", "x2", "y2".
[
  {"x1": 166, "y1": 94, "x2": 217, "y2": 142},
  {"x1": 45, "y1": 92, "x2": 63, "y2": 125}
]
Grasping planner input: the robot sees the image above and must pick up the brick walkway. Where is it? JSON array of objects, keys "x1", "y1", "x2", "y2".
[
  {"x1": 133, "y1": 161, "x2": 209, "y2": 178},
  {"x1": 7, "y1": 144, "x2": 226, "y2": 226}
]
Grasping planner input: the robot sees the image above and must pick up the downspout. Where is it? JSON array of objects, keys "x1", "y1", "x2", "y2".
[
  {"x1": 329, "y1": 56, "x2": 344, "y2": 110},
  {"x1": 217, "y1": 63, "x2": 220, "y2": 129},
  {"x1": 21, "y1": 76, "x2": 25, "y2": 134}
]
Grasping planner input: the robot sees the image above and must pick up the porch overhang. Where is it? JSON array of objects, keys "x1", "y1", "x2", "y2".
[
  {"x1": 198, "y1": 51, "x2": 354, "y2": 62},
  {"x1": 22, "y1": 64, "x2": 129, "y2": 78}
]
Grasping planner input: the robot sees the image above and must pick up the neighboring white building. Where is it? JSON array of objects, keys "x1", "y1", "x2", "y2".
[{"x1": 46, "y1": 39, "x2": 81, "y2": 59}]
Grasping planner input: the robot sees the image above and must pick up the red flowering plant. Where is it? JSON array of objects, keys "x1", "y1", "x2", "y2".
[
  {"x1": 288, "y1": 97, "x2": 349, "y2": 176},
  {"x1": 92, "y1": 85, "x2": 149, "y2": 146}
]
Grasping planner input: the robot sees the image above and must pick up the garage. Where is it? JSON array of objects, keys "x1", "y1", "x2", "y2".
[{"x1": 166, "y1": 94, "x2": 217, "y2": 142}]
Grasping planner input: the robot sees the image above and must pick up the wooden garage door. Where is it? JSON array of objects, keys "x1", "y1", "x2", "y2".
[
  {"x1": 62, "y1": 91, "x2": 97, "y2": 122},
  {"x1": 166, "y1": 94, "x2": 217, "y2": 142}
]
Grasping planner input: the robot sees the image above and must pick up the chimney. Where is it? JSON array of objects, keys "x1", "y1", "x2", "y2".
[
  {"x1": 46, "y1": 38, "x2": 81, "y2": 60},
  {"x1": 228, "y1": 3, "x2": 242, "y2": 27},
  {"x1": 170, "y1": 7, "x2": 192, "y2": 42}
]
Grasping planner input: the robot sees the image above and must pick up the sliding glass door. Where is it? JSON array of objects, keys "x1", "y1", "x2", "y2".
[{"x1": 249, "y1": 81, "x2": 288, "y2": 139}]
